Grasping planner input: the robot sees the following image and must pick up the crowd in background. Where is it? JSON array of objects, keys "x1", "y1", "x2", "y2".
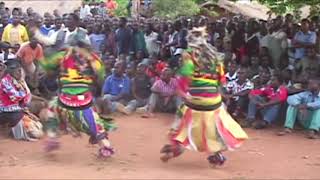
[{"x1": 0, "y1": 0, "x2": 320, "y2": 141}]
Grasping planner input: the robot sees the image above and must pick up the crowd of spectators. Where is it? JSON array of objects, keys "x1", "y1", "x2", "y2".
[{"x1": 0, "y1": 0, "x2": 319, "y2": 141}]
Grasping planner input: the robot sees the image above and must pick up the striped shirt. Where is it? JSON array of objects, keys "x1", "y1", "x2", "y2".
[{"x1": 151, "y1": 78, "x2": 178, "y2": 97}]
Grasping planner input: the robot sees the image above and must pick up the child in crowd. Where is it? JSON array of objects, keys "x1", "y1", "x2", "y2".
[
  {"x1": 225, "y1": 60, "x2": 238, "y2": 83},
  {"x1": 278, "y1": 78, "x2": 320, "y2": 139},
  {"x1": 224, "y1": 67, "x2": 254, "y2": 118}
]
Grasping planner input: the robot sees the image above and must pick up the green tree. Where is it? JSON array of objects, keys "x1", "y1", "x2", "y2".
[
  {"x1": 257, "y1": 0, "x2": 320, "y2": 15},
  {"x1": 153, "y1": 0, "x2": 200, "y2": 19}
]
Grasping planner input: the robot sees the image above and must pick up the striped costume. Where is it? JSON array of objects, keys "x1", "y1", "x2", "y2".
[
  {"x1": 160, "y1": 27, "x2": 248, "y2": 165},
  {"x1": 35, "y1": 27, "x2": 116, "y2": 157}
]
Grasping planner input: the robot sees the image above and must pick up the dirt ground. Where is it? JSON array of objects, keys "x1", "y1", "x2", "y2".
[{"x1": 0, "y1": 113, "x2": 320, "y2": 179}]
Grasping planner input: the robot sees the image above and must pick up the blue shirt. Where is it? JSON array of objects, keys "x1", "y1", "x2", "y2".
[
  {"x1": 102, "y1": 74, "x2": 131, "y2": 96},
  {"x1": 89, "y1": 33, "x2": 106, "y2": 54},
  {"x1": 40, "y1": 25, "x2": 55, "y2": 36},
  {"x1": 287, "y1": 91, "x2": 320, "y2": 110},
  {"x1": 294, "y1": 31, "x2": 317, "y2": 59}
]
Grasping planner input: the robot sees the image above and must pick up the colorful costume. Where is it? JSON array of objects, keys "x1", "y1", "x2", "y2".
[
  {"x1": 160, "y1": 27, "x2": 248, "y2": 165},
  {"x1": 0, "y1": 63, "x2": 43, "y2": 141},
  {"x1": 36, "y1": 27, "x2": 116, "y2": 157}
]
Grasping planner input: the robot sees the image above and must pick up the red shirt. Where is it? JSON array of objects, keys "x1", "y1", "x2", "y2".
[
  {"x1": 250, "y1": 85, "x2": 288, "y2": 102},
  {"x1": 146, "y1": 61, "x2": 168, "y2": 79}
]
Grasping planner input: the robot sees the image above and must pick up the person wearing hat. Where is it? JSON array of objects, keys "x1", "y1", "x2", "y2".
[{"x1": 0, "y1": 60, "x2": 30, "y2": 128}]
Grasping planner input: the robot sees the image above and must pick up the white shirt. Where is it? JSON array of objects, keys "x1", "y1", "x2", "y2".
[
  {"x1": 80, "y1": 5, "x2": 92, "y2": 19},
  {"x1": 35, "y1": 27, "x2": 90, "y2": 46},
  {"x1": 145, "y1": 31, "x2": 160, "y2": 56}
]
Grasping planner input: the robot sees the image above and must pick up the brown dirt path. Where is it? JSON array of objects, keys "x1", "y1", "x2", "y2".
[{"x1": 0, "y1": 113, "x2": 320, "y2": 179}]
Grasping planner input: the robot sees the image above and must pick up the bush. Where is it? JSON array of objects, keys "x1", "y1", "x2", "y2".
[
  {"x1": 152, "y1": 0, "x2": 200, "y2": 19},
  {"x1": 115, "y1": 0, "x2": 129, "y2": 17}
]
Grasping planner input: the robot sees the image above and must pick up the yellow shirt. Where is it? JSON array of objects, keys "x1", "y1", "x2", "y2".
[{"x1": 2, "y1": 24, "x2": 29, "y2": 45}]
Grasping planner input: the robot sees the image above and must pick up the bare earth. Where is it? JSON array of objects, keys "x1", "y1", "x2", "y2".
[{"x1": 0, "y1": 113, "x2": 320, "y2": 179}]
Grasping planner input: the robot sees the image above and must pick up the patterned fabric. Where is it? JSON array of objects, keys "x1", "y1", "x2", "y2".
[
  {"x1": 151, "y1": 78, "x2": 178, "y2": 97},
  {"x1": 226, "y1": 79, "x2": 254, "y2": 100},
  {"x1": 168, "y1": 27, "x2": 248, "y2": 154},
  {"x1": 0, "y1": 74, "x2": 31, "y2": 112}
]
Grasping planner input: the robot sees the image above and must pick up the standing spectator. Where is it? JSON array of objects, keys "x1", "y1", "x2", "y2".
[
  {"x1": 267, "y1": 17, "x2": 287, "y2": 69},
  {"x1": 39, "y1": 16, "x2": 54, "y2": 36},
  {"x1": 0, "y1": 13, "x2": 9, "y2": 37},
  {"x1": 80, "y1": 1, "x2": 92, "y2": 19},
  {"x1": 115, "y1": 17, "x2": 132, "y2": 56},
  {"x1": 106, "y1": 0, "x2": 118, "y2": 16},
  {"x1": 2, "y1": 15, "x2": 29, "y2": 46},
  {"x1": 243, "y1": 75, "x2": 288, "y2": 129},
  {"x1": 131, "y1": 22, "x2": 147, "y2": 55},
  {"x1": 245, "y1": 20, "x2": 260, "y2": 57},
  {"x1": 144, "y1": 22, "x2": 160, "y2": 56},
  {"x1": 89, "y1": 23, "x2": 106, "y2": 56},
  {"x1": 48, "y1": 16, "x2": 63, "y2": 37},
  {"x1": 293, "y1": 19, "x2": 317, "y2": 62},
  {"x1": 16, "y1": 38, "x2": 43, "y2": 76},
  {"x1": 97, "y1": 2, "x2": 107, "y2": 18},
  {"x1": 278, "y1": 78, "x2": 320, "y2": 139}
]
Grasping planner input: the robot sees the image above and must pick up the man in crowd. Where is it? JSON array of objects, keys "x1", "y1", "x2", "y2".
[
  {"x1": 102, "y1": 61, "x2": 131, "y2": 113},
  {"x1": 2, "y1": 15, "x2": 29, "y2": 46},
  {"x1": 278, "y1": 78, "x2": 320, "y2": 139}
]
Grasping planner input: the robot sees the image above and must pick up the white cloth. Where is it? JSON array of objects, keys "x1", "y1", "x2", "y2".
[
  {"x1": 80, "y1": 5, "x2": 92, "y2": 19},
  {"x1": 145, "y1": 32, "x2": 160, "y2": 56}
]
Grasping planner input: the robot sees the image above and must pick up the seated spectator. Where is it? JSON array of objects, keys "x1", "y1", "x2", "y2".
[
  {"x1": 251, "y1": 67, "x2": 271, "y2": 89},
  {"x1": 248, "y1": 55, "x2": 260, "y2": 79},
  {"x1": 242, "y1": 75, "x2": 288, "y2": 129},
  {"x1": 102, "y1": 61, "x2": 131, "y2": 113},
  {"x1": 0, "y1": 61, "x2": 29, "y2": 128},
  {"x1": 295, "y1": 47, "x2": 320, "y2": 75},
  {"x1": 224, "y1": 67, "x2": 254, "y2": 117},
  {"x1": 142, "y1": 68, "x2": 181, "y2": 118},
  {"x1": 118, "y1": 63, "x2": 151, "y2": 115},
  {"x1": 0, "y1": 42, "x2": 16, "y2": 62},
  {"x1": 225, "y1": 60, "x2": 238, "y2": 83},
  {"x1": 260, "y1": 54, "x2": 274, "y2": 74},
  {"x1": 146, "y1": 54, "x2": 168, "y2": 83},
  {"x1": 278, "y1": 78, "x2": 320, "y2": 139},
  {"x1": 103, "y1": 56, "x2": 115, "y2": 79},
  {"x1": 133, "y1": 50, "x2": 145, "y2": 65},
  {"x1": 125, "y1": 62, "x2": 136, "y2": 79}
]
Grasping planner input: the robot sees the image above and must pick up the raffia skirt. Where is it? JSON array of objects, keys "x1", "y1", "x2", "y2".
[{"x1": 172, "y1": 104, "x2": 248, "y2": 153}]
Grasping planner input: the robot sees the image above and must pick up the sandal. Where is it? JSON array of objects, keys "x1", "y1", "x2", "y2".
[
  {"x1": 207, "y1": 152, "x2": 226, "y2": 166},
  {"x1": 277, "y1": 128, "x2": 292, "y2": 136},
  {"x1": 307, "y1": 130, "x2": 318, "y2": 139}
]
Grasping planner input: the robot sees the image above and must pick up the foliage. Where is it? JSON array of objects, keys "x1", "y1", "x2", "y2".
[
  {"x1": 257, "y1": 0, "x2": 320, "y2": 16},
  {"x1": 152, "y1": 0, "x2": 200, "y2": 19},
  {"x1": 114, "y1": 0, "x2": 129, "y2": 17}
]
